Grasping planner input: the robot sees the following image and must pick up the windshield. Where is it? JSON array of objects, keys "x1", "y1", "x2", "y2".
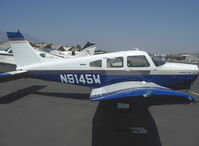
[{"x1": 149, "y1": 54, "x2": 165, "y2": 66}]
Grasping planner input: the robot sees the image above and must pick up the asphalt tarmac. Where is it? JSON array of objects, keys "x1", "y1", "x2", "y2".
[{"x1": 0, "y1": 77, "x2": 199, "y2": 146}]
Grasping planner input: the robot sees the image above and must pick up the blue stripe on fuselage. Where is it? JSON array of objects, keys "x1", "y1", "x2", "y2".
[{"x1": 27, "y1": 72, "x2": 197, "y2": 89}]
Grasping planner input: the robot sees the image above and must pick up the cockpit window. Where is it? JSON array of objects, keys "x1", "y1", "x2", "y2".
[
  {"x1": 90, "y1": 60, "x2": 102, "y2": 67},
  {"x1": 149, "y1": 54, "x2": 165, "y2": 66},
  {"x1": 107, "y1": 57, "x2": 123, "y2": 68},
  {"x1": 127, "y1": 55, "x2": 150, "y2": 67}
]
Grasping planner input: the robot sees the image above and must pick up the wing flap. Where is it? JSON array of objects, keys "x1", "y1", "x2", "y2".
[{"x1": 90, "y1": 81, "x2": 195, "y2": 104}]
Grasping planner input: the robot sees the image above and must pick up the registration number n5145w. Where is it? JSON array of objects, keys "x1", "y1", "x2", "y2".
[{"x1": 60, "y1": 74, "x2": 101, "y2": 84}]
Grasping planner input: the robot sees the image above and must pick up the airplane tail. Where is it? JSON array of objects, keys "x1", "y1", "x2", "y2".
[
  {"x1": 7, "y1": 31, "x2": 43, "y2": 68},
  {"x1": 76, "y1": 42, "x2": 96, "y2": 57}
]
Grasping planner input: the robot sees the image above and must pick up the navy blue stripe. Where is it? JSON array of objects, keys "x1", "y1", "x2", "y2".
[
  {"x1": 27, "y1": 72, "x2": 197, "y2": 89},
  {"x1": 7, "y1": 32, "x2": 24, "y2": 41}
]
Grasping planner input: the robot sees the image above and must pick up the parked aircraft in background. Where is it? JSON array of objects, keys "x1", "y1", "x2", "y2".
[
  {"x1": 0, "y1": 32, "x2": 96, "y2": 65},
  {"x1": 0, "y1": 48, "x2": 14, "y2": 64},
  {"x1": 0, "y1": 46, "x2": 63, "y2": 65},
  {"x1": 45, "y1": 41, "x2": 96, "y2": 58},
  {"x1": 0, "y1": 31, "x2": 198, "y2": 105}
]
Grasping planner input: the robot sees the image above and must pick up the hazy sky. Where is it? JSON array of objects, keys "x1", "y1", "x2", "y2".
[{"x1": 0, "y1": 0, "x2": 199, "y2": 54}]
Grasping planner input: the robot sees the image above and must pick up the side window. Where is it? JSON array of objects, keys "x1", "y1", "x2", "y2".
[
  {"x1": 107, "y1": 57, "x2": 123, "y2": 68},
  {"x1": 89, "y1": 60, "x2": 102, "y2": 67},
  {"x1": 127, "y1": 56, "x2": 150, "y2": 67}
]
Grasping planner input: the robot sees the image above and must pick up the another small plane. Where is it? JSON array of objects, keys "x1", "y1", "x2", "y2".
[
  {"x1": 44, "y1": 41, "x2": 96, "y2": 58},
  {"x1": 0, "y1": 37, "x2": 96, "y2": 65},
  {"x1": 0, "y1": 31, "x2": 199, "y2": 105}
]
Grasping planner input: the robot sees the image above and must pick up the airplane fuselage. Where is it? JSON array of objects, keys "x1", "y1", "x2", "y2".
[{"x1": 19, "y1": 50, "x2": 198, "y2": 90}]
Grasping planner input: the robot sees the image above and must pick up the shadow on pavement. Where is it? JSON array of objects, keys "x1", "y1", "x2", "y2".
[
  {"x1": 0, "y1": 86, "x2": 90, "y2": 104},
  {"x1": 34, "y1": 92, "x2": 90, "y2": 100},
  {"x1": 92, "y1": 101, "x2": 162, "y2": 146},
  {"x1": 0, "y1": 85, "x2": 46, "y2": 104}
]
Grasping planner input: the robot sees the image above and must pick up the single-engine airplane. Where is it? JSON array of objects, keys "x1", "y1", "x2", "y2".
[{"x1": 0, "y1": 31, "x2": 199, "y2": 105}]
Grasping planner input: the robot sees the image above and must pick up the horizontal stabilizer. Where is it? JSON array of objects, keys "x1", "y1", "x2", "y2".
[
  {"x1": 90, "y1": 81, "x2": 195, "y2": 105},
  {"x1": 7, "y1": 31, "x2": 24, "y2": 41},
  {"x1": 0, "y1": 70, "x2": 27, "y2": 82}
]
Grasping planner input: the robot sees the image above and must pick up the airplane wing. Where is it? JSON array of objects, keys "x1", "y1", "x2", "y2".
[
  {"x1": 0, "y1": 70, "x2": 27, "y2": 82},
  {"x1": 90, "y1": 81, "x2": 195, "y2": 105}
]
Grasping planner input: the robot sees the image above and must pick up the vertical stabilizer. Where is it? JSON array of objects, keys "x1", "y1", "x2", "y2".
[
  {"x1": 7, "y1": 31, "x2": 42, "y2": 67},
  {"x1": 76, "y1": 41, "x2": 96, "y2": 57}
]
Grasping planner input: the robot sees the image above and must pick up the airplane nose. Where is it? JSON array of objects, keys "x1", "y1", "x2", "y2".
[
  {"x1": 193, "y1": 65, "x2": 199, "y2": 75},
  {"x1": 196, "y1": 66, "x2": 199, "y2": 78},
  {"x1": 188, "y1": 64, "x2": 199, "y2": 81},
  {"x1": 183, "y1": 64, "x2": 199, "y2": 75},
  {"x1": 197, "y1": 66, "x2": 199, "y2": 74},
  {"x1": 170, "y1": 63, "x2": 199, "y2": 74},
  {"x1": 167, "y1": 63, "x2": 199, "y2": 80},
  {"x1": 189, "y1": 64, "x2": 198, "y2": 72}
]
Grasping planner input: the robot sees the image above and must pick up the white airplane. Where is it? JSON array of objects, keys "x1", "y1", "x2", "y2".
[
  {"x1": 0, "y1": 40, "x2": 96, "y2": 66},
  {"x1": 0, "y1": 48, "x2": 14, "y2": 64},
  {"x1": 0, "y1": 31, "x2": 199, "y2": 105},
  {"x1": 0, "y1": 46, "x2": 64, "y2": 65},
  {"x1": 47, "y1": 41, "x2": 96, "y2": 58}
]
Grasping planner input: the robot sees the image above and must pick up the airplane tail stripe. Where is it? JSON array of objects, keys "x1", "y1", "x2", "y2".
[
  {"x1": 7, "y1": 32, "x2": 25, "y2": 41},
  {"x1": 7, "y1": 31, "x2": 43, "y2": 68}
]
